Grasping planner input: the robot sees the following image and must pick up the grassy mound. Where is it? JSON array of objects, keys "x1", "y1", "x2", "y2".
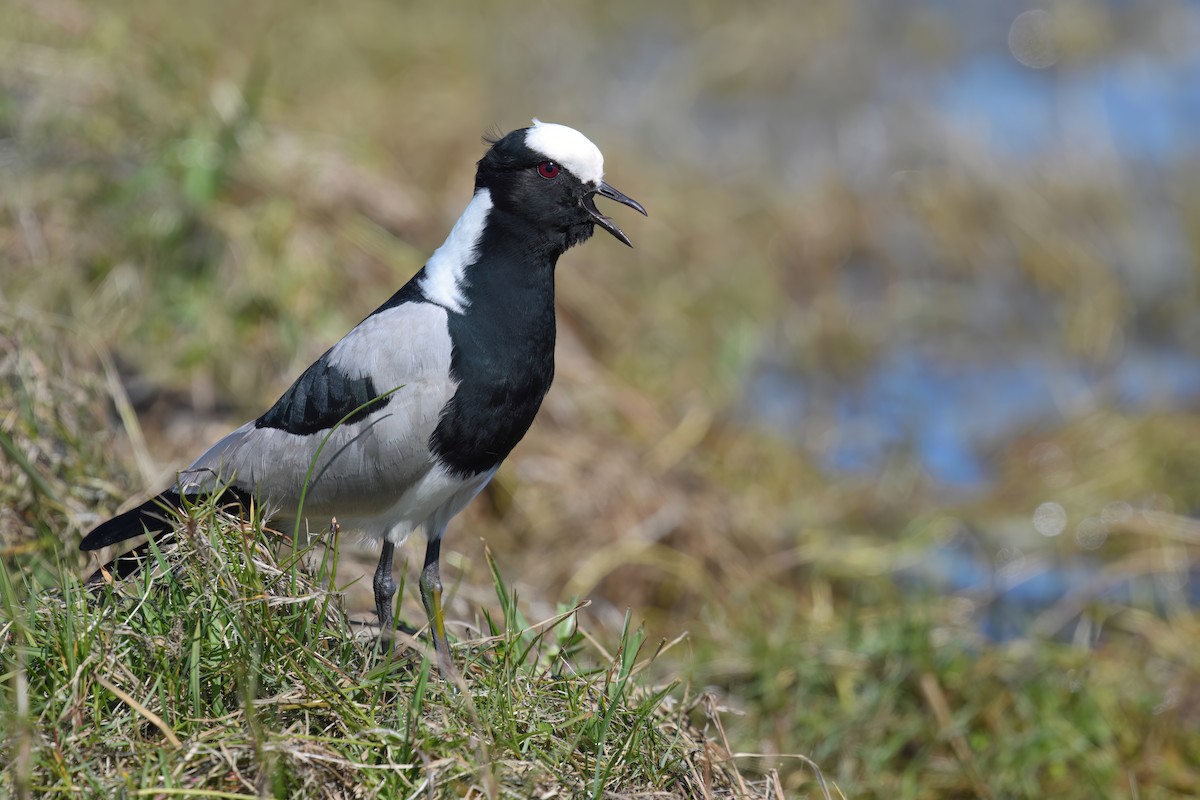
[{"x1": 1, "y1": 497, "x2": 776, "y2": 798}]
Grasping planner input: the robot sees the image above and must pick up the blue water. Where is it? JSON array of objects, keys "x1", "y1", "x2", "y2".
[
  {"x1": 616, "y1": 2, "x2": 1200, "y2": 187},
  {"x1": 937, "y1": 53, "x2": 1200, "y2": 163},
  {"x1": 915, "y1": 1, "x2": 1200, "y2": 164},
  {"x1": 898, "y1": 532, "x2": 1200, "y2": 642},
  {"x1": 720, "y1": 1, "x2": 1200, "y2": 634},
  {"x1": 738, "y1": 1, "x2": 1200, "y2": 488},
  {"x1": 747, "y1": 345, "x2": 1200, "y2": 490}
]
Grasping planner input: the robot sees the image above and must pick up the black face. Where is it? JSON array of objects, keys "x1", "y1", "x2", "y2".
[{"x1": 474, "y1": 127, "x2": 645, "y2": 253}]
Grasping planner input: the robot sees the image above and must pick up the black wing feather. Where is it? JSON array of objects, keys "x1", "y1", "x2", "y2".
[
  {"x1": 255, "y1": 354, "x2": 391, "y2": 436},
  {"x1": 255, "y1": 284, "x2": 430, "y2": 436}
]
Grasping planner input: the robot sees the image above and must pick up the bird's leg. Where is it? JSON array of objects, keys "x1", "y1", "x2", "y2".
[
  {"x1": 419, "y1": 536, "x2": 457, "y2": 679},
  {"x1": 373, "y1": 540, "x2": 397, "y2": 652}
]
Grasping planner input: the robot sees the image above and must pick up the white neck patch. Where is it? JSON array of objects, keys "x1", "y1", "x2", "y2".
[
  {"x1": 418, "y1": 189, "x2": 493, "y2": 314},
  {"x1": 524, "y1": 119, "x2": 605, "y2": 186}
]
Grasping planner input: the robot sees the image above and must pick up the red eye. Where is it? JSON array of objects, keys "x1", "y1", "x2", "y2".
[{"x1": 537, "y1": 161, "x2": 560, "y2": 179}]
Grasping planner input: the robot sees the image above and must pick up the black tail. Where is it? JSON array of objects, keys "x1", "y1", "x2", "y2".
[
  {"x1": 81, "y1": 490, "x2": 188, "y2": 586},
  {"x1": 81, "y1": 486, "x2": 254, "y2": 584},
  {"x1": 81, "y1": 485, "x2": 255, "y2": 551},
  {"x1": 80, "y1": 490, "x2": 186, "y2": 551}
]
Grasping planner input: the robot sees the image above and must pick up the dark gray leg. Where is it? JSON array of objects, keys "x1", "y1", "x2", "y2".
[
  {"x1": 373, "y1": 540, "x2": 397, "y2": 651},
  {"x1": 419, "y1": 536, "x2": 457, "y2": 678}
]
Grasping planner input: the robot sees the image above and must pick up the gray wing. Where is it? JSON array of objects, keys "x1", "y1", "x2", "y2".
[{"x1": 181, "y1": 301, "x2": 457, "y2": 519}]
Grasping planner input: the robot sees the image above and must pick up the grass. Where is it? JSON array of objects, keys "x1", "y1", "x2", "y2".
[
  {"x1": 3, "y1": 1, "x2": 1200, "y2": 797},
  {"x1": 0, "y1": 492, "x2": 765, "y2": 799},
  {"x1": 690, "y1": 575, "x2": 1200, "y2": 797}
]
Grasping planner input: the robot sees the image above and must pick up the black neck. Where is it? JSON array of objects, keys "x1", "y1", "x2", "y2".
[
  {"x1": 459, "y1": 206, "x2": 562, "y2": 305},
  {"x1": 428, "y1": 207, "x2": 561, "y2": 477}
]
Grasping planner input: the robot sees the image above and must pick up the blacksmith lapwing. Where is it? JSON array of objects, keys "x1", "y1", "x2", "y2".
[{"x1": 81, "y1": 120, "x2": 646, "y2": 677}]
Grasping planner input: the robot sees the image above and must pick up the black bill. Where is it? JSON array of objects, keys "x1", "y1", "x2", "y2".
[{"x1": 585, "y1": 181, "x2": 648, "y2": 247}]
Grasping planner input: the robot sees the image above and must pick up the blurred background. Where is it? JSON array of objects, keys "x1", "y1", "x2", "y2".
[{"x1": 3, "y1": 0, "x2": 1199, "y2": 796}]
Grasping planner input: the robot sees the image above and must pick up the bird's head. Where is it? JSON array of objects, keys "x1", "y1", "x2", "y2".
[{"x1": 475, "y1": 119, "x2": 647, "y2": 250}]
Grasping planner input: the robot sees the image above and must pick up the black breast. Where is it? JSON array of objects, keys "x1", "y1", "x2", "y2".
[{"x1": 429, "y1": 233, "x2": 558, "y2": 477}]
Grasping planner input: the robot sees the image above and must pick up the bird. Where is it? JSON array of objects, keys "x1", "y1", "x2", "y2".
[{"x1": 80, "y1": 119, "x2": 646, "y2": 677}]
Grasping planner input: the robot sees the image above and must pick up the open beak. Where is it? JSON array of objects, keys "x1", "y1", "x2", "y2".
[{"x1": 585, "y1": 181, "x2": 648, "y2": 247}]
